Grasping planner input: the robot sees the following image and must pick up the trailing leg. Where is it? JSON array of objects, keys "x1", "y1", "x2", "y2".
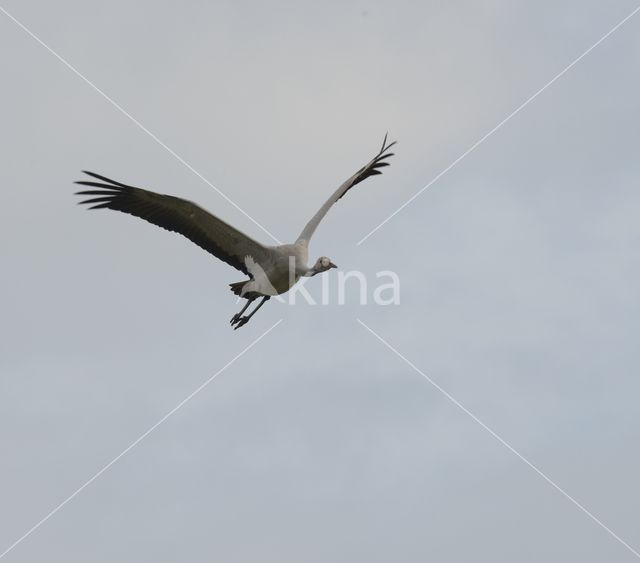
[
  {"x1": 233, "y1": 296, "x2": 270, "y2": 330},
  {"x1": 230, "y1": 297, "x2": 254, "y2": 325}
]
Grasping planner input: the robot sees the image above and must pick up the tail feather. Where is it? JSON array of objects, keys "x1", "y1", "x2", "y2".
[{"x1": 229, "y1": 281, "x2": 246, "y2": 296}]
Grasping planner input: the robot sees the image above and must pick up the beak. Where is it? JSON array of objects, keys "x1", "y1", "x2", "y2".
[{"x1": 329, "y1": 262, "x2": 337, "y2": 269}]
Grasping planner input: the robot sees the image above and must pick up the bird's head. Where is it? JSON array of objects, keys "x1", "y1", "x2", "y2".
[{"x1": 307, "y1": 256, "x2": 337, "y2": 276}]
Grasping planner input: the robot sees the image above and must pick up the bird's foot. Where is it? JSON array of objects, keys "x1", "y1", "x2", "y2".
[
  {"x1": 233, "y1": 316, "x2": 250, "y2": 330},
  {"x1": 230, "y1": 313, "x2": 241, "y2": 325}
]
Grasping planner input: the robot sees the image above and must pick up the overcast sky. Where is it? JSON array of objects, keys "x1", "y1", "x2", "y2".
[{"x1": 1, "y1": 1, "x2": 640, "y2": 561}]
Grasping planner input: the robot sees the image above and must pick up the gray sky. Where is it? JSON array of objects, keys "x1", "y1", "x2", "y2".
[{"x1": 1, "y1": 1, "x2": 639, "y2": 561}]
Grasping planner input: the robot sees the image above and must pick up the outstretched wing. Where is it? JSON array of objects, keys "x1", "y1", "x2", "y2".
[
  {"x1": 75, "y1": 171, "x2": 271, "y2": 276},
  {"x1": 297, "y1": 134, "x2": 396, "y2": 243}
]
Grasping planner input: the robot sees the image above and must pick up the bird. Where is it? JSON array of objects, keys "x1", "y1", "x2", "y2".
[{"x1": 75, "y1": 135, "x2": 396, "y2": 329}]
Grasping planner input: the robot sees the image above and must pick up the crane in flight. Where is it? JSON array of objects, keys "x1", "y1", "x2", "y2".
[{"x1": 75, "y1": 135, "x2": 396, "y2": 329}]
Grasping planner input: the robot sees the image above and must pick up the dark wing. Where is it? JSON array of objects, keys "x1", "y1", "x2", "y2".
[
  {"x1": 297, "y1": 134, "x2": 396, "y2": 242},
  {"x1": 75, "y1": 171, "x2": 271, "y2": 276}
]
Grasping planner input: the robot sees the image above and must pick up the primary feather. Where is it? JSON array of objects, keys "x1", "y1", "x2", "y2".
[{"x1": 75, "y1": 171, "x2": 270, "y2": 275}]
